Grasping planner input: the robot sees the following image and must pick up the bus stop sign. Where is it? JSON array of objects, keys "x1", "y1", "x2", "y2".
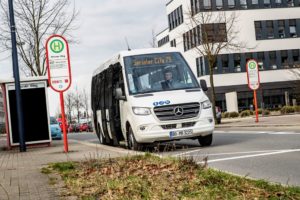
[
  {"x1": 46, "y1": 35, "x2": 72, "y2": 92},
  {"x1": 46, "y1": 35, "x2": 72, "y2": 153},
  {"x1": 246, "y1": 59, "x2": 260, "y2": 91}
]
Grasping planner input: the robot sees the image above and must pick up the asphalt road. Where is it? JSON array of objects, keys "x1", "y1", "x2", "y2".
[{"x1": 68, "y1": 130, "x2": 300, "y2": 186}]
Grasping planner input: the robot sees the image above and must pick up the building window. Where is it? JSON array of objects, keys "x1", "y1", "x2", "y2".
[
  {"x1": 234, "y1": 54, "x2": 241, "y2": 72},
  {"x1": 196, "y1": 57, "x2": 206, "y2": 76},
  {"x1": 255, "y1": 21, "x2": 263, "y2": 40},
  {"x1": 281, "y1": 50, "x2": 289, "y2": 68},
  {"x1": 158, "y1": 35, "x2": 169, "y2": 47},
  {"x1": 240, "y1": 0, "x2": 247, "y2": 8},
  {"x1": 269, "y1": 51, "x2": 277, "y2": 69},
  {"x1": 201, "y1": 23, "x2": 227, "y2": 43},
  {"x1": 170, "y1": 39, "x2": 176, "y2": 47},
  {"x1": 168, "y1": 6, "x2": 184, "y2": 31},
  {"x1": 292, "y1": 50, "x2": 300, "y2": 68},
  {"x1": 289, "y1": 19, "x2": 297, "y2": 37},
  {"x1": 257, "y1": 52, "x2": 265, "y2": 70},
  {"x1": 203, "y1": 0, "x2": 212, "y2": 9},
  {"x1": 278, "y1": 20, "x2": 286, "y2": 38},
  {"x1": 275, "y1": 0, "x2": 282, "y2": 6},
  {"x1": 251, "y1": 0, "x2": 259, "y2": 7},
  {"x1": 221, "y1": 54, "x2": 229, "y2": 73},
  {"x1": 287, "y1": 0, "x2": 294, "y2": 6},
  {"x1": 245, "y1": 53, "x2": 253, "y2": 62},
  {"x1": 263, "y1": 0, "x2": 271, "y2": 7},
  {"x1": 228, "y1": 0, "x2": 235, "y2": 8},
  {"x1": 191, "y1": 0, "x2": 201, "y2": 15},
  {"x1": 266, "y1": 20, "x2": 274, "y2": 39},
  {"x1": 216, "y1": 0, "x2": 223, "y2": 9}
]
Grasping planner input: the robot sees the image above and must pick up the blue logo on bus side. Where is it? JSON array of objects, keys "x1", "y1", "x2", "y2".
[{"x1": 153, "y1": 100, "x2": 170, "y2": 106}]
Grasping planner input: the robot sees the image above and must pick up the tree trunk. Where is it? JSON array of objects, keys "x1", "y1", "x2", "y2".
[{"x1": 209, "y1": 60, "x2": 217, "y2": 124}]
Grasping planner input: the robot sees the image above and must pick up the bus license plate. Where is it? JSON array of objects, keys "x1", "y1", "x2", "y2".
[{"x1": 169, "y1": 129, "x2": 193, "y2": 138}]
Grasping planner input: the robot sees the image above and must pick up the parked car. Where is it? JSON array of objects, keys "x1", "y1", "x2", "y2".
[
  {"x1": 79, "y1": 123, "x2": 89, "y2": 132},
  {"x1": 50, "y1": 117, "x2": 62, "y2": 140},
  {"x1": 57, "y1": 118, "x2": 69, "y2": 133},
  {"x1": 216, "y1": 106, "x2": 222, "y2": 124},
  {"x1": 68, "y1": 123, "x2": 79, "y2": 133}
]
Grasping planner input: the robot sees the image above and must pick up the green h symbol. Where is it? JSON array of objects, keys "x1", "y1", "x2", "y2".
[{"x1": 50, "y1": 39, "x2": 64, "y2": 53}]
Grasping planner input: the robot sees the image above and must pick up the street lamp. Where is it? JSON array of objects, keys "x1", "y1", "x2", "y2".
[{"x1": 8, "y1": 0, "x2": 26, "y2": 152}]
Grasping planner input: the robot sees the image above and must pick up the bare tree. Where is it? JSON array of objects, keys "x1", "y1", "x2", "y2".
[
  {"x1": 82, "y1": 88, "x2": 90, "y2": 121},
  {"x1": 149, "y1": 28, "x2": 158, "y2": 48},
  {"x1": 74, "y1": 86, "x2": 83, "y2": 123},
  {"x1": 55, "y1": 105, "x2": 61, "y2": 119},
  {"x1": 185, "y1": 10, "x2": 248, "y2": 121},
  {"x1": 64, "y1": 91, "x2": 75, "y2": 124},
  {"x1": 0, "y1": 0, "x2": 78, "y2": 76}
]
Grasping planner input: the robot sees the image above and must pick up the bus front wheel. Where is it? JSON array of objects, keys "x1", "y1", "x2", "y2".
[
  {"x1": 127, "y1": 127, "x2": 142, "y2": 151},
  {"x1": 198, "y1": 134, "x2": 213, "y2": 147}
]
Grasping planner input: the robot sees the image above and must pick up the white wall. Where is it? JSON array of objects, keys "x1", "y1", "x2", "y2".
[{"x1": 156, "y1": 1, "x2": 300, "y2": 87}]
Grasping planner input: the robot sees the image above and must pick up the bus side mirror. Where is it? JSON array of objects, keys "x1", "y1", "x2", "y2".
[
  {"x1": 200, "y1": 79, "x2": 208, "y2": 92},
  {"x1": 115, "y1": 88, "x2": 126, "y2": 100}
]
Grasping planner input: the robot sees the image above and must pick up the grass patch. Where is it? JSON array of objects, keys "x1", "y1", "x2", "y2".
[
  {"x1": 48, "y1": 154, "x2": 300, "y2": 200},
  {"x1": 49, "y1": 177, "x2": 57, "y2": 185},
  {"x1": 41, "y1": 167, "x2": 52, "y2": 174}
]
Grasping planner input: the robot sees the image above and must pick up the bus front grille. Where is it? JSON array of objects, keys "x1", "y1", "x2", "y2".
[{"x1": 154, "y1": 103, "x2": 200, "y2": 121}]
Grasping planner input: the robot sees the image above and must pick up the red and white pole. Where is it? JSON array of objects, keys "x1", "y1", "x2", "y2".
[
  {"x1": 60, "y1": 92, "x2": 68, "y2": 152},
  {"x1": 254, "y1": 90, "x2": 259, "y2": 123}
]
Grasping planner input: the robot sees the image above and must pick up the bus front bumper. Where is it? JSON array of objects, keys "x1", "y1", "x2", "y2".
[{"x1": 134, "y1": 119, "x2": 214, "y2": 143}]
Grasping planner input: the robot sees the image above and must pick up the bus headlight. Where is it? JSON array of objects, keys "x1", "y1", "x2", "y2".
[
  {"x1": 132, "y1": 107, "x2": 151, "y2": 115},
  {"x1": 202, "y1": 100, "x2": 212, "y2": 109}
]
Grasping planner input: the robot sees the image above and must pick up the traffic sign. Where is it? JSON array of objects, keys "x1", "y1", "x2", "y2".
[
  {"x1": 46, "y1": 35, "x2": 71, "y2": 92},
  {"x1": 246, "y1": 59, "x2": 260, "y2": 123},
  {"x1": 246, "y1": 59, "x2": 260, "y2": 90},
  {"x1": 46, "y1": 35, "x2": 72, "y2": 153}
]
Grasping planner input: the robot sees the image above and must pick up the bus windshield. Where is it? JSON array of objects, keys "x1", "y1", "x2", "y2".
[{"x1": 124, "y1": 52, "x2": 199, "y2": 95}]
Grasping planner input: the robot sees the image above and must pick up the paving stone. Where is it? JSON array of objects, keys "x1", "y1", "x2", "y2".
[{"x1": 0, "y1": 139, "x2": 122, "y2": 199}]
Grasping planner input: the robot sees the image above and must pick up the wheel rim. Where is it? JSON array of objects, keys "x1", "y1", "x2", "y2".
[{"x1": 100, "y1": 133, "x2": 104, "y2": 144}]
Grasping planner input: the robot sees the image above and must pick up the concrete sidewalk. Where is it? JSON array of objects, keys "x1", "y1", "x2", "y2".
[
  {"x1": 0, "y1": 138, "x2": 132, "y2": 200},
  {"x1": 216, "y1": 114, "x2": 300, "y2": 131}
]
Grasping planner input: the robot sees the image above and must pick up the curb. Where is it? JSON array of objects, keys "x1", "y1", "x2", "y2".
[{"x1": 69, "y1": 139, "x2": 142, "y2": 155}]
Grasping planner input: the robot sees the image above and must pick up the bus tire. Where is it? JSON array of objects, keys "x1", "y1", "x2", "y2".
[
  {"x1": 97, "y1": 124, "x2": 106, "y2": 145},
  {"x1": 198, "y1": 134, "x2": 213, "y2": 147},
  {"x1": 128, "y1": 126, "x2": 142, "y2": 151}
]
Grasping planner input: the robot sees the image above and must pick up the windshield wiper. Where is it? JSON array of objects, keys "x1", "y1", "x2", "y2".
[{"x1": 134, "y1": 93, "x2": 154, "y2": 98}]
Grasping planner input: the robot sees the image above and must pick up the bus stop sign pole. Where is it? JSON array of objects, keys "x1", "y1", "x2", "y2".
[
  {"x1": 246, "y1": 59, "x2": 261, "y2": 123},
  {"x1": 46, "y1": 35, "x2": 72, "y2": 153},
  {"x1": 8, "y1": 0, "x2": 26, "y2": 152},
  {"x1": 59, "y1": 92, "x2": 68, "y2": 152}
]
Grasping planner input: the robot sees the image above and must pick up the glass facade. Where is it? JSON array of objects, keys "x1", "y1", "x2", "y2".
[{"x1": 196, "y1": 48, "x2": 300, "y2": 76}]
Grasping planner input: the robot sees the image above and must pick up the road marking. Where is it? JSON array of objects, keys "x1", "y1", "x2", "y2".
[
  {"x1": 215, "y1": 130, "x2": 300, "y2": 135},
  {"x1": 215, "y1": 130, "x2": 266, "y2": 134},
  {"x1": 174, "y1": 148, "x2": 204, "y2": 157},
  {"x1": 197, "y1": 149, "x2": 300, "y2": 164},
  {"x1": 268, "y1": 132, "x2": 300, "y2": 135},
  {"x1": 179, "y1": 149, "x2": 289, "y2": 157}
]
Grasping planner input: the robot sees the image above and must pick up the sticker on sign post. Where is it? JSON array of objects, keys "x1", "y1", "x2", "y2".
[{"x1": 46, "y1": 35, "x2": 72, "y2": 92}]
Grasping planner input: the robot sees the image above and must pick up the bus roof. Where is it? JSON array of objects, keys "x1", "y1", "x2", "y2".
[{"x1": 92, "y1": 48, "x2": 181, "y2": 77}]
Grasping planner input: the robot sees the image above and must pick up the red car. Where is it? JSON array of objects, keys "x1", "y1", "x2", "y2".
[
  {"x1": 79, "y1": 123, "x2": 89, "y2": 132},
  {"x1": 57, "y1": 118, "x2": 69, "y2": 132}
]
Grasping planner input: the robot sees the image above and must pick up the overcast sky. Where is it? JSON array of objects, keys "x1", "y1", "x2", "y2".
[{"x1": 0, "y1": 0, "x2": 168, "y2": 115}]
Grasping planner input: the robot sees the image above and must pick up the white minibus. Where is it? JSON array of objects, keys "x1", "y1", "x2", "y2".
[{"x1": 91, "y1": 48, "x2": 214, "y2": 150}]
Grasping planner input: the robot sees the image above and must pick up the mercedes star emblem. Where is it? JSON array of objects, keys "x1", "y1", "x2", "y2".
[{"x1": 174, "y1": 106, "x2": 184, "y2": 116}]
